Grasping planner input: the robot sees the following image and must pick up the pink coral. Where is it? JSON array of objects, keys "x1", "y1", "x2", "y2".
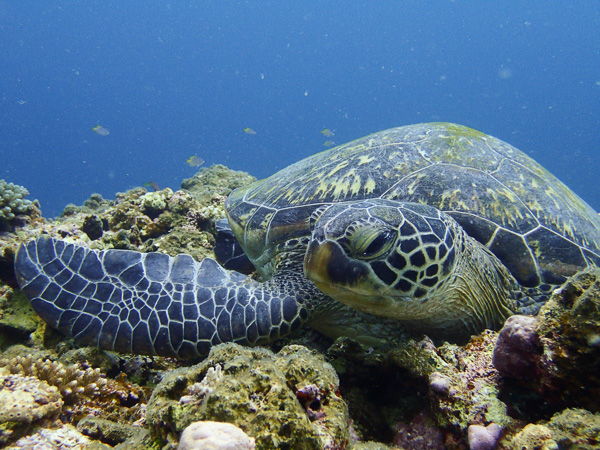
[{"x1": 467, "y1": 423, "x2": 502, "y2": 450}]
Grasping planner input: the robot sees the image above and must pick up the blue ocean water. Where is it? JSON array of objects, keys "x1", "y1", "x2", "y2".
[{"x1": 1, "y1": 1, "x2": 599, "y2": 218}]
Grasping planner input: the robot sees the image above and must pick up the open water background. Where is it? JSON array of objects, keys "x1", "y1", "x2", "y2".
[{"x1": 1, "y1": 1, "x2": 599, "y2": 217}]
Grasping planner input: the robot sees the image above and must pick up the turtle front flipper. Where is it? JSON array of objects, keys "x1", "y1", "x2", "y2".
[{"x1": 15, "y1": 236, "x2": 311, "y2": 358}]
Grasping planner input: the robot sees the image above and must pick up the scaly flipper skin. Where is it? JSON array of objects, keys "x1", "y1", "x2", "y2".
[{"x1": 14, "y1": 236, "x2": 312, "y2": 358}]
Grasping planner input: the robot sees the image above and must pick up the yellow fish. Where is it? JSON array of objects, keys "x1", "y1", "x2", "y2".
[
  {"x1": 92, "y1": 125, "x2": 110, "y2": 136},
  {"x1": 186, "y1": 155, "x2": 205, "y2": 167},
  {"x1": 323, "y1": 140, "x2": 335, "y2": 147},
  {"x1": 244, "y1": 127, "x2": 256, "y2": 135},
  {"x1": 321, "y1": 128, "x2": 334, "y2": 137}
]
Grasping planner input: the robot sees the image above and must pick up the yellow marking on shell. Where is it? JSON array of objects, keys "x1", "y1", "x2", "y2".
[
  {"x1": 313, "y1": 173, "x2": 343, "y2": 200},
  {"x1": 332, "y1": 177, "x2": 352, "y2": 199},
  {"x1": 544, "y1": 185, "x2": 563, "y2": 210},
  {"x1": 326, "y1": 161, "x2": 349, "y2": 178},
  {"x1": 439, "y1": 188, "x2": 462, "y2": 208},
  {"x1": 338, "y1": 168, "x2": 362, "y2": 196},
  {"x1": 350, "y1": 177, "x2": 362, "y2": 195},
  {"x1": 357, "y1": 154, "x2": 375, "y2": 165},
  {"x1": 363, "y1": 176, "x2": 376, "y2": 194},
  {"x1": 261, "y1": 211, "x2": 276, "y2": 228}
]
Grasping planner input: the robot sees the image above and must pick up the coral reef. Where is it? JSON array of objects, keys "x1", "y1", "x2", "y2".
[
  {"x1": 178, "y1": 421, "x2": 255, "y2": 450},
  {"x1": 535, "y1": 269, "x2": 600, "y2": 410},
  {"x1": 328, "y1": 332, "x2": 515, "y2": 447},
  {"x1": 0, "y1": 373, "x2": 63, "y2": 446},
  {"x1": 0, "y1": 355, "x2": 107, "y2": 405},
  {"x1": 146, "y1": 343, "x2": 348, "y2": 449},
  {"x1": 394, "y1": 333, "x2": 511, "y2": 431},
  {"x1": 9, "y1": 423, "x2": 96, "y2": 449},
  {"x1": 511, "y1": 423, "x2": 557, "y2": 450},
  {"x1": 545, "y1": 408, "x2": 600, "y2": 449},
  {"x1": 491, "y1": 269, "x2": 600, "y2": 415},
  {"x1": 0, "y1": 349, "x2": 149, "y2": 439},
  {"x1": 180, "y1": 164, "x2": 255, "y2": 204},
  {"x1": 0, "y1": 180, "x2": 37, "y2": 225}
]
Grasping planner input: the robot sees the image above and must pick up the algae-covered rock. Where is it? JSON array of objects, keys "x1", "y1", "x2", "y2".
[
  {"x1": 62, "y1": 193, "x2": 112, "y2": 217},
  {"x1": 146, "y1": 343, "x2": 348, "y2": 449},
  {"x1": 393, "y1": 411, "x2": 445, "y2": 449},
  {"x1": 534, "y1": 269, "x2": 600, "y2": 411},
  {"x1": 10, "y1": 423, "x2": 99, "y2": 449},
  {"x1": 0, "y1": 287, "x2": 42, "y2": 351},
  {"x1": 511, "y1": 424, "x2": 557, "y2": 450},
  {"x1": 181, "y1": 164, "x2": 255, "y2": 204},
  {"x1": 0, "y1": 373, "x2": 63, "y2": 446},
  {"x1": 76, "y1": 416, "x2": 139, "y2": 446},
  {"x1": 328, "y1": 332, "x2": 513, "y2": 445},
  {"x1": 492, "y1": 269, "x2": 600, "y2": 414},
  {"x1": 546, "y1": 408, "x2": 600, "y2": 449},
  {"x1": 418, "y1": 333, "x2": 511, "y2": 432},
  {"x1": 141, "y1": 227, "x2": 215, "y2": 260},
  {"x1": 139, "y1": 189, "x2": 171, "y2": 218}
]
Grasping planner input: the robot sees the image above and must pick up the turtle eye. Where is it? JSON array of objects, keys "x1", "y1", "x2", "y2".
[{"x1": 350, "y1": 228, "x2": 396, "y2": 260}]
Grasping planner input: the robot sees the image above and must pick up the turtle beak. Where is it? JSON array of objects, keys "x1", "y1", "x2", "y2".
[
  {"x1": 304, "y1": 239, "x2": 398, "y2": 314},
  {"x1": 304, "y1": 239, "x2": 369, "y2": 292}
]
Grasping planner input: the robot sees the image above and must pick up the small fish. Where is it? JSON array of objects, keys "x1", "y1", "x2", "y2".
[
  {"x1": 186, "y1": 155, "x2": 205, "y2": 167},
  {"x1": 244, "y1": 127, "x2": 256, "y2": 135},
  {"x1": 321, "y1": 128, "x2": 335, "y2": 137},
  {"x1": 92, "y1": 125, "x2": 110, "y2": 136},
  {"x1": 323, "y1": 140, "x2": 335, "y2": 147},
  {"x1": 143, "y1": 181, "x2": 160, "y2": 191}
]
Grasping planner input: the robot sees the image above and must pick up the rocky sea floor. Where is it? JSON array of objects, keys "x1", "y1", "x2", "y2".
[{"x1": 0, "y1": 165, "x2": 599, "y2": 449}]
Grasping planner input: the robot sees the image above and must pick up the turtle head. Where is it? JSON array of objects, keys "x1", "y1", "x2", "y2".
[{"x1": 304, "y1": 199, "x2": 458, "y2": 320}]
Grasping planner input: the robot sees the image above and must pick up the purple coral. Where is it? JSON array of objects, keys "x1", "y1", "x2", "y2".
[
  {"x1": 492, "y1": 315, "x2": 541, "y2": 378},
  {"x1": 467, "y1": 423, "x2": 502, "y2": 450},
  {"x1": 429, "y1": 372, "x2": 452, "y2": 396}
]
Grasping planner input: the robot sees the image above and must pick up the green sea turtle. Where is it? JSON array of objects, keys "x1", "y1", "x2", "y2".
[{"x1": 14, "y1": 123, "x2": 600, "y2": 358}]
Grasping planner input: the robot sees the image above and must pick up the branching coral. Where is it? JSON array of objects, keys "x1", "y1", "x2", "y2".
[
  {"x1": 0, "y1": 355, "x2": 107, "y2": 404},
  {"x1": 0, "y1": 180, "x2": 33, "y2": 223},
  {"x1": 179, "y1": 364, "x2": 223, "y2": 405}
]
